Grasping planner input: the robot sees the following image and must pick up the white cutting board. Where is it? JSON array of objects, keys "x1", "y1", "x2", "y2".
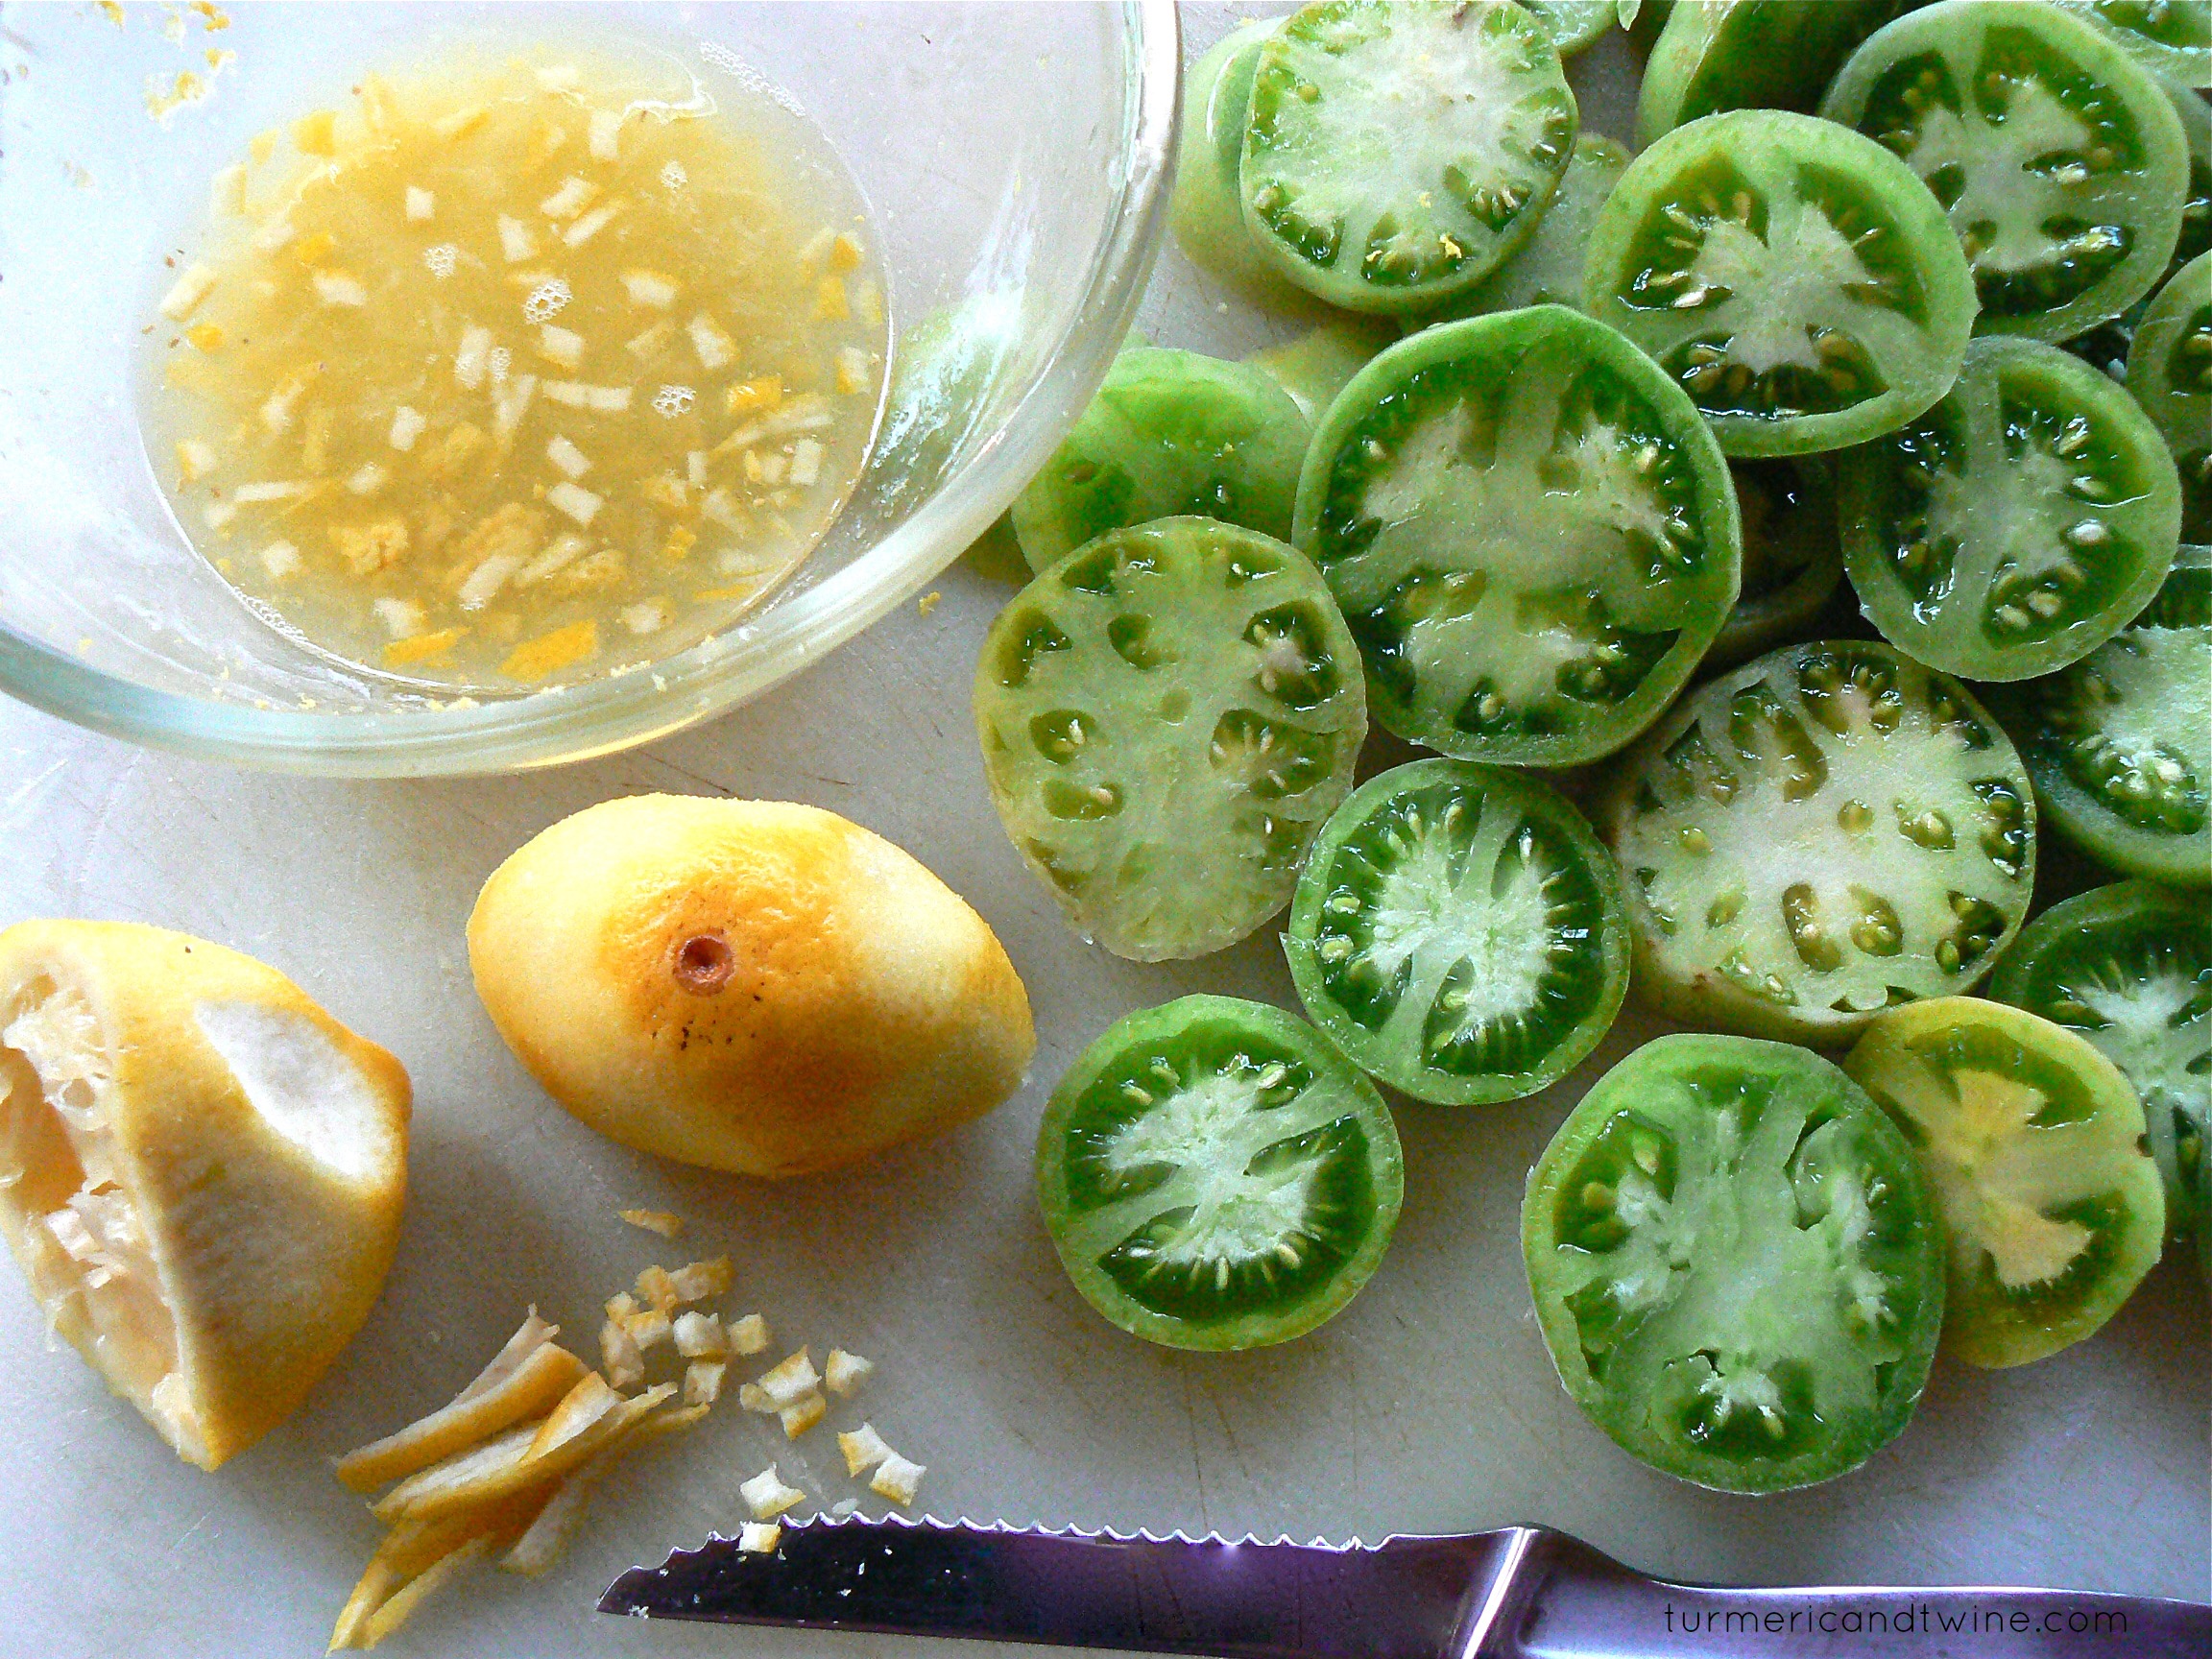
[{"x1": 0, "y1": 12, "x2": 2205, "y2": 1659}]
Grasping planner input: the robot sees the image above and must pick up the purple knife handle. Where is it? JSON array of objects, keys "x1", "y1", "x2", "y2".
[{"x1": 1461, "y1": 1528, "x2": 2212, "y2": 1659}]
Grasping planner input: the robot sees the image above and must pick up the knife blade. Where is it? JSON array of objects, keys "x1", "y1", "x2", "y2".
[{"x1": 599, "y1": 1517, "x2": 2212, "y2": 1658}]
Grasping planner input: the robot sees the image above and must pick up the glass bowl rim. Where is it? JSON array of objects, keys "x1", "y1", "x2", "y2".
[{"x1": 0, "y1": 0, "x2": 1181, "y2": 778}]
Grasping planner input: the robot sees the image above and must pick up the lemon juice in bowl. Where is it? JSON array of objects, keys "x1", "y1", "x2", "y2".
[{"x1": 143, "y1": 40, "x2": 889, "y2": 691}]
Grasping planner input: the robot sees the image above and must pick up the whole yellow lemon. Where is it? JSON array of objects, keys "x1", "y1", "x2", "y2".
[
  {"x1": 0, "y1": 919, "x2": 411, "y2": 1469},
  {"x1": 468, "y1": 796, "x2": 1035, "y2": 1177}
]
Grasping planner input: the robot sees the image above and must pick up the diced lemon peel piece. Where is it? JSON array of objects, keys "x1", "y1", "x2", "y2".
[
  {"x1": 728, "y1": 1312, "x2": 771, "y2": 1355},
  {"x1": 870, "y1": 1452, "x2": 926, "y2": 1507},
  {"x1": 672, "y1": 1310, "x2": 726, "y2": 1358},
  {"x1": 684, "y1": 1359, "x2": 726, "y2": 1406},
  {"x1": 738, "y1": 1521, "x2": 781, "y2": 1553},
  {"x1": 158, "y1": 263, "x2": 219, "y2": 321},
  {"x1": 668, "y1": 1256, "x2": 733, "y2": 1303},
  {"x1": 740, "y1": 1464, "x2": 806, "y2": 1521},
  {"x1": 837, "y1": 1422, "x2": 892, "y2": 1478},
  {"x1": 618, "y1": 1207, "x2": 682, "y2": 1238},
  {"x1": 756, "y1": 1347, "x2": 821, "y2": 1409},
  {"x1": 779, "y1": 1391, "x2": 826, "y2": 1439},
  {"x1": 823, "y1": 1348, "x2": 873, "y2": 1397}
]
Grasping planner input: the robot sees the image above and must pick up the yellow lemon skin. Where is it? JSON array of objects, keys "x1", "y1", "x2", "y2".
[
  {"x1": 0, "y1": 920, "x2": 410, "y2": 1470},
  {"x1": 468, "y1": 796, "x2": 1036, "y2": 1178}
]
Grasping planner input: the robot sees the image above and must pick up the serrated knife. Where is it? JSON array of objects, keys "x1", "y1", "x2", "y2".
[{"x1": 600, "y1": 1517, "x2": 2211, "y2": 1657}]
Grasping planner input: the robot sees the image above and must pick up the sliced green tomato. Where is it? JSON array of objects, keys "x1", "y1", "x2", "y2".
[
  {"x1": 2200, "y1": 1142, "x2": 2212, "y2": 1286},
  {"x1": 1840, "y1": 336, "x2": 2183, "y2": 683},
  {"x1": 1584, "y1": 109, "x2": 1977, "y2": 458},
  {"x1": 974, "y1": 518, "x2": 1367, "y2": 962},
  {"x1": 1010, "y1": 349, "x2": 1310, "y2": 574},
  {"x1": 1990, "y1": 544, "x2": 2212, "y2": 886},
  {"x1": 1635, "y1": 0, "x2": 1927, "y2": 148},
  {"x1": 2056, "y1": 78, "x2": 2211, "y2": 379},
  {"x1": 1406, "y1": 134, "x2": 1634, "y2": 327},
  {"x1": 1599, "y1": 640, "x2": 2037, "y2": 1046},
  {"x1": 1822, "y1": 0, "x2": 2190, "y2": 345},
  {"x1": 1990, "y1": 880, "x2": 2211, "y2": 1238},
  {"x1": 1294, "y1": 306, "x2": 1741, "y2": 765},
  {"x1": 1169, "y1": 17, "x2": 1314, "y2": 314},
  {"x1": 1241, "y1": 0, "x2": 1578, "y2": 315},
  {"x1": 1709, "y1": 457, "x2": 1845, "y2": 670},
  {"x1": 1519, "y1": 0, "x2": 1617, "y2": 59},
  {"x1": 1036, "y1": 995, "x2": 1405, "y2": 1351},
  {"x1": 1245, "y1": 317, "x2": 1399, "y2": 424},
  {"x1": 2128, "y1": 249, "x2": 2212, "y2": 537},
  {"x1": 2052, "y1": 0, "x2": 2212, "y2": 90},
  {"x1": 1843, "y1": 997, "x2": 2165, "y2": 1368},
  {"x1": 1523, "y1": 1033, "x2": 1944, "y2": 1493},
  {"x1": 1284, "y1": 760, "x2": 1628, "y2": 1105}
]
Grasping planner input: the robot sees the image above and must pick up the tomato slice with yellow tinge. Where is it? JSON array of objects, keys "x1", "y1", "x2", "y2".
[{"x1": 1843, "y1": 997, "x2": 2166, "y2": 1369}]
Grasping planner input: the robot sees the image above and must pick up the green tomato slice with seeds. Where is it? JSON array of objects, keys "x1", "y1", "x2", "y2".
[
  {"x1": 1169, "y1": 17, "x2": 1314, "y2": 314},
  {"x1": 1406, "y1": 133, "x2": 1634, "y2": 327},
  {"x1": 1241, "y1": 0, "x2": 1578, "y2": 315},
  {"x1": 1294, "y1": 306, "x2": 1740, "y2": 765},
  {"x1": 1991, "y1": 879, "x2": 2211, "y2": 1238},
  {"x1": 1523, "y1": 1033, "x2": 1945, "y2": 1493},
  {"x1": 975, "y1": 517, "x2": 1367, "y2": 962},
  {"x1": 1843, "y1": 997, "x2": 2165, "y2": 1368},
  {"x1": 1635, "y1": 0, "x2": 1929, "y2": 148},
  {"x1": 1037, "y1": 995, "x2": 1405, "y2": 1351},
  {"x1": 1989, "y1": 543, "x2": 2211, "y2": 886},
  {"x1": 1519, "y1": 0, "x2": 1618, "y2": 60},
  {"x1": 1585, "y1": 108, "x2": 1978, "y2": 458},
  {"x1": 2128, "y1": 248, "x2": 2212, "y2": 538},
  {"x1": 1708, "y1": 457, "x2": 1845, "y2": 671},
  {"x1": 1840, "y1": 335, "x2": 2182, "y2": 683},
  {"x1": 2051, "y1": 0, "x2": 2212, "y2": 90},
  {"x1": 1599, "y1": 640, "x2": 2037, "y2": 1046},
  {"x1": 1284, "y1": 759, "x2": 1628, "y2": 1105},
  {"x1": 1822, "y1": 0, "x2": 2190, "y2": 345},
  {"x1": 1011, "y1": 349, "x2": 1311, "y2": 575}
]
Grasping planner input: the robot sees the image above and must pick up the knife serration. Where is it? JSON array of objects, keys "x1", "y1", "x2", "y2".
[{"x1": 597, "y1": 1514, "x2": 1517, "y2": 1659}]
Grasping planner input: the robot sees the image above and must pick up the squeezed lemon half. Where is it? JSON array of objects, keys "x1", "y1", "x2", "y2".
[{"x1": 0, "y1": 920, "x2": 410, "y2": 1469}]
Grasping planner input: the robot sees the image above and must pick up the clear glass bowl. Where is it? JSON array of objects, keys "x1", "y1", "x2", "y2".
[{"x1": 0, "y1": 1, "x2": 1177, "y2": 775}]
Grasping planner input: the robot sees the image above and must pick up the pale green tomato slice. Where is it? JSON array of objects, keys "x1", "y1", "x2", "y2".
[
  {"x1": 1284, "y1": 759, "x2": 1628, "y2": 1105},
  {"x1": 1708, "y1": 457, "x2": 1845, "y2": 671},
  {"x1": 1407, "y1": 133, "x2": 1633, "y2": 327},
  {"x1": 1635, "y1": 0, "x2": 1928, "y2": 147},
  {"x1": 1599, "y1": 640, "x2": 2037, "y2": 1046},
  {"x1": 1843, "y1": 997, "x2": 2166, "y2": 1368},
  {"x1": 1011, "y1": 349, "x2": 1310, "y2": 574},
  {"x1": 1241, "y1": 0, "x2": 1578, "y2": 314},
  {"x1": 1520, "y1": 0, "x2": 1617, "y2": 59},
  {"x1": 1523, "y1": 1033, "x2": 1945, "y2": 1493},
  {"x1": 1245, "y1": 317, "x2": 1399, "y2": 423},
  {"x1": 1822, "y1": 0, "x2": 2190, "y2": 344},
  {"x1": 1168, "y1": 17, "x2": 1314, "y2": 314},
  {"x1": 1839, "y1": 335, "x2": 2182, "y2": 682},
  {"x1": 974, "y1": 517, "x2": 1367, "y2": 962},
  {"x1": 1294, "y1": 306, "x2": 1740, "y2": 765},
  {"x1": 1990, "y1": 879, "x2": 2211, "y2": 1237},
  {"x1": 2052, "y1": 0, "x2": 2212, "y2": 90},
  {"x1": 2128, "y1": 249, "x2": 2212, "y2": 537},
  {"x1": 1584, "y1": 108, "x2": 1977, "y2": 457},
  {"x1": 1989, "y1": 544, "x2": 2212, "y2": 886}
]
